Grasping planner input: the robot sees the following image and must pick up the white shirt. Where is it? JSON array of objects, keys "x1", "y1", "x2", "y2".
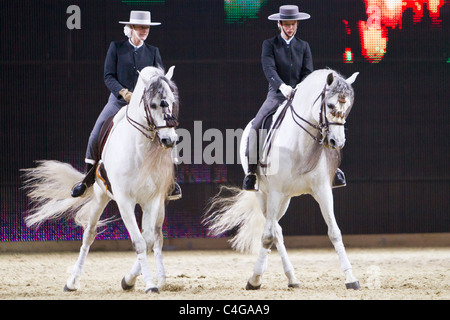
[
  {"x1": 129, "y1": 39, "x2": 144, "y2": 50},
  {"x1": 282, "y1": 35, "x2": 294, "y2": 45}
]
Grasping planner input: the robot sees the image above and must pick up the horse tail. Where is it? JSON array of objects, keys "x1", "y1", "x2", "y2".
[
  {"x1": 22, "y1": 160, "x2": 104, "y2": 228},
  {"x1": 204, "y1": 186, "x2": 265, "y2": 254}
]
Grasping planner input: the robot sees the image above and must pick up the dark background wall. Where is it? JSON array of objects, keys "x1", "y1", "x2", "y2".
[{"x1": 1, "y1": 0, "x2": 449, "y2": 241}]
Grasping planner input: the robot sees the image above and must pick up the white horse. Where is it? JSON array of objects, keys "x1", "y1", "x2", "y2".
[
  {"x1": 206, "y1": 69, "x2": 361, "y2": 290},
  {"x1": 22, "y1": 66, "x2": 179, "y2": 294}
]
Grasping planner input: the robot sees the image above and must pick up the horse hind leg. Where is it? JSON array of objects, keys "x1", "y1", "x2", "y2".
[
  {"x1": 246, "y1": 221, "x2": 272, "y2": 290},
  {"x1": 246, "y1": 193, "x2": 270, "y2": 290},
  {"x1": 245, "y1": 225, "x2": 300, "y2": 290},
  {"x1": 64, "y1": 187, "x2": 109, "y2": 291},
  {"x1": 275, "y1": 223, "x2": 300, "y2": 288},
  {"x1": 246, "y1": 246, "x2": 271, "y2": 290},
  {"x1": 247, "y1": 192, "x2": 291, "y2": 290},
  {"x1": 270, "y1": 197, "x2": 300, "y2": 288}
]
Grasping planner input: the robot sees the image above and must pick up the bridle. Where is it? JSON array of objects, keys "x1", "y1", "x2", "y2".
[
  {"x1": 126, "y1": 87, "x2": 178, "y2": 143},
  {"x1": 288, "y1": 85, "x2": 347, "y2": 145}
]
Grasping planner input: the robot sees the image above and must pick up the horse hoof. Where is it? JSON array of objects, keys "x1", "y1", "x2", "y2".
[
  {"x1": 63, "y1": 284, "x2": 77, "y2": 292},
  {"x1": 288, "y1": 283, "x2": 301, "y2": 288},
  {"x1": 245, "y1": 281, "x2": 261, "y2": 290},
  {"x1": 121, "y1": 277, "x2": 135, "y2": 291},
  {"x1": 145, "y1": 287, "x2": 160, "y2": 294},
  {"x1": 345, "y1": 281, "x2": 361, "y2": 290}
]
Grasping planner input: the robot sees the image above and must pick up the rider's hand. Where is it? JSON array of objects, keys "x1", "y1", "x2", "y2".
[
  {"x1": 119, "y1": 88, "x2": 133, "y2": 103},
  {"x1": 279, "y1": 83, "x2": 293, "y2": 99}
]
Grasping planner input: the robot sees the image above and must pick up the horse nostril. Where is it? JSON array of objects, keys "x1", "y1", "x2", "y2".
[
  {"x1": 161, "y1": 138, "x2": 174, "y2": 148},
  {"x1": 329, "y1": 138, "x2": 336, "y2": 148}
]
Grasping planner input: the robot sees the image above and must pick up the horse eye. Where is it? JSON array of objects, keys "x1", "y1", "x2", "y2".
[
  {"x1": 327, "y1": 103, "x2": 335, "y2": 109},
  {"x1": 150, "y1": 103, "x2": 157, "y2": 109}
]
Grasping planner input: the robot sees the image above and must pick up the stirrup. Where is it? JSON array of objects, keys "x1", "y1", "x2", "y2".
[{"x1": 167, "y1": 183, "x2": 182, "y2": 201}]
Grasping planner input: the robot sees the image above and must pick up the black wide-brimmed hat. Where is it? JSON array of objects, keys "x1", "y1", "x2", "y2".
[{"x1": 268, "y1": 5, "x2": 310, "y2": 21}]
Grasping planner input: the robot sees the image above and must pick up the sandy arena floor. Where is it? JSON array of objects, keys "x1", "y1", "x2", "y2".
[{"x1": 0, "y1": 248, "x2": 448, "y2": 300}]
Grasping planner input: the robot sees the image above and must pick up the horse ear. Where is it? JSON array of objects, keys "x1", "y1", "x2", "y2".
[
  {"x1": 346, "y1": 72, "x2": 359, "y2": 85},
  {"x1": 326, "y1": 73, "x2": 334, "y2": 86},
  {"x1": 165, "y1": 66, "x2": 175, "y2": 80}
]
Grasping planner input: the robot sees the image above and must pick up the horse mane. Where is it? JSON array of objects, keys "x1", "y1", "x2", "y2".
[
  {"x1": 136, "y1": 143, "x2": 174, "y2": 201},
  {"x1": 292, "y1": 139, "x2": 341, "y2": 179}
]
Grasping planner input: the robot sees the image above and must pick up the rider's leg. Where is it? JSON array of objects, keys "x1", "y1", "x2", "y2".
[
  {"x1": 243, "y1": 90, "x2": 284, "y2": 191},
  {"x1": 71, "y1": 162, "x2": 96, "y2": 197},
  {"x1": 72, "y1": 94, "x2": 125, "y2": 198},
  {"x1": 243, "y1": 128, "x2": 259, "y2": 191}
]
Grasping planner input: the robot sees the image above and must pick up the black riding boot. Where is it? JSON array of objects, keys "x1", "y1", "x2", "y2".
[
  {"x1": 71, "y1": 163, "x2": 96, "y2": 197},
  {"x1": 332, "y1": 168, "x2": 346, "y2": 188},
  {"x1": 243, "y1": 164, "x2": 258, "y2": 191}
]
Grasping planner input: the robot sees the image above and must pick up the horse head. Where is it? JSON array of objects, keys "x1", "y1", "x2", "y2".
[
  {"x1": 138, "y1": 66, "x2": 179, "y2": 149},
  {"x1": 320, "y1": 71, "x2": 359, "y2": 150}
]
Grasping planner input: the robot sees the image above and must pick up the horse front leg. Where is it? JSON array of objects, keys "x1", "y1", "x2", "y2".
[
  {"x1": 313, "y1": 186, "x2": 360, "y2": 290},
  {"x1": 65, "y1": 186, "x2": 109, "y2": 291},
  {"x1": 117, "y1": 198, "x2": 159, "y2": 294},
  {"x1": 153, "y1": 223, "x2": 166, "y2": 288},
  {"x1": 122, "y1": 197, "x2": 166, "y2": 291},
  {"x1": 143, "y1": 198, "x2": 167, "y2": 289}
]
